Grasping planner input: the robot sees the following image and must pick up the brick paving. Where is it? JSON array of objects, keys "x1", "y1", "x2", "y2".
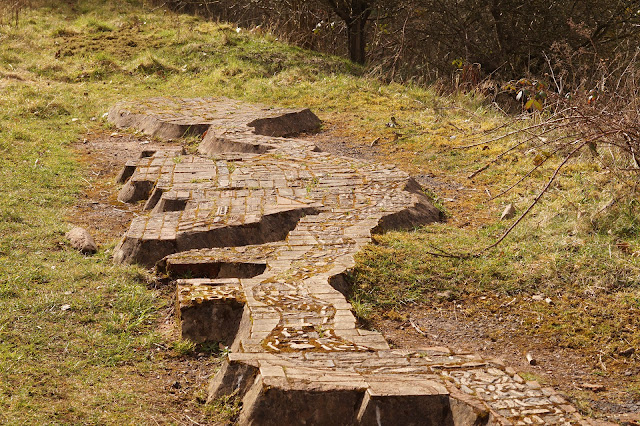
[{"x1": 109, "y1": 97, "x2": 605, "y2": 425}]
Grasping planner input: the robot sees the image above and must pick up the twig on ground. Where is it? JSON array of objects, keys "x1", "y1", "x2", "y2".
[
  {"x1": 409, "y1": 317, "x2": 427, "y2": 337},
  {"x1": 184, "y1": 415, "x2": 203, "y2": 426}
]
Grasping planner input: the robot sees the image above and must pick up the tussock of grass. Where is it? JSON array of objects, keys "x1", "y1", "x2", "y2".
[
  {"x1": 85, "y1": 17, "x2": 114, "y2": 32},
  {"x1": 127, "y1": 51, "x2": 177, "y2": 75},
  {"x1": 51, "y1": 26, "x2": 79, "y2": 37}
]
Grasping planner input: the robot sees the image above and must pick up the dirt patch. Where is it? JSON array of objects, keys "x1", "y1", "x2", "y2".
[
  {"x1": 67, "y1": 130, "x2": 177, "y2": 245},
  {"x1": 312, "y1": 122, "x2": 382, "y2": 161}
]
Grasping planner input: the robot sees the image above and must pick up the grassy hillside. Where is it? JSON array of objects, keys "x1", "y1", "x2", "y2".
[{"x1": 0, "y1": 1, "x2": 638, "y2": 423}]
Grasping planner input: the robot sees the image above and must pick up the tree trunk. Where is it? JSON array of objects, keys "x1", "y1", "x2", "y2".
[
  {"x1": 489, "y1": 0, "x2": 510, "y2": 60},
  {"x1": 346, "y1": 15, "x2": 368, "y2": 64},
  {"x1": 323, "y1": 0, "x2": 372, "y2": 65}
]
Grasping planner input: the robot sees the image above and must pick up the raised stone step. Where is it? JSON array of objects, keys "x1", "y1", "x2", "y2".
[
  {"x1": 207, "y1": 350, "x2": 589, "y2": 425},
  {"x1": 176, "y1": 278, "x2": 246, "y2": 345},
  {"x1": 108, "y1": 97, "x2": 321, "y2": 140},
  {"x1": 158, "y1": 246, "x2": 273, "y2": 279}
]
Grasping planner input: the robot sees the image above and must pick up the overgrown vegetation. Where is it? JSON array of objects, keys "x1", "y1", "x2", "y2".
[
  {"x1": 163, "y1": 0, "x2": 640, "y2": 85},
  {"x1": 1, "y1": 0, "x2": 639, "y2": 422}
]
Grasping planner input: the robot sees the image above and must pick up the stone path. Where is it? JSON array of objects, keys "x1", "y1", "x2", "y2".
[{"x1": 109, "y1": 97, "x2": 602, "y2": 425}]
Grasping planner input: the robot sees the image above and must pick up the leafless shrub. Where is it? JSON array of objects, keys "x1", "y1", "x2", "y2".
[
  {"x1": 458, "y1": 53, "x2": 640, "y2": 253},
  {"x1": 161, "y1": 0, "x2": 640, "y2": 88},
  {"x1": 0, "y1": 0, "x2": 29, "y2": 26}
]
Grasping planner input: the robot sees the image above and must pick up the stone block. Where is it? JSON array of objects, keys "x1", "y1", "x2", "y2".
[
  {"x1": 238, "y1": 375, "x2": 365, "y2": 426},
  {"x1": 176, "y1": 282, "x2": 246, "y2": 345}
]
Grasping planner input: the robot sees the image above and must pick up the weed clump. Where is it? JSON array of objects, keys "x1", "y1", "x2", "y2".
[
  {"x1": 127, "y1": 51, "x2": 177, "y2": 75},
  {"x1": 51, "y1": 26, "x2": 79, "y2": 37},
  {"x1": 85, "y1": 18, "x2": 114, "y2": 33}
]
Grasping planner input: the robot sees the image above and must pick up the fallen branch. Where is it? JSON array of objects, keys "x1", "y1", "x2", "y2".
[{"x1": 476, "y1": 140, "x2": 587, "y2": 254}]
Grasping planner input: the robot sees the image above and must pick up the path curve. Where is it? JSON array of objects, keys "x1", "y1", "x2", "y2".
[{"x1": 109, "y1": 97, "x2": 603, "y2": 426}]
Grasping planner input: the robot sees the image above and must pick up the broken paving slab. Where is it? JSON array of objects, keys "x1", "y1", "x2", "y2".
[
  {"x1": 108, "y1": 96, "x2": 321, "y2": 140},
  {"x1": 158, "y1": 245, "x2": 274, "y2": 279},
  {"x1": 109, "y1": 97, "x2": 599, "y2": 425}
]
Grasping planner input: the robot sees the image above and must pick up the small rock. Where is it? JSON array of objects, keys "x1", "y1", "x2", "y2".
[
  {"x1": 501, "y1": 204, "x2": 516, "y2": 220},
  {"x1": 60, "y1": 304, "x2": 71, "y2": 311},
  {"x1": 65, "y1": 227, "x2": 98, "y2": 254},
  {"x1": 544, "y1": 297, "x2": 553, "y2": 304},
  {"x1": 526, "y1": 380, "x2": 541, "y2": 390},
  {"x1": 436, "y1": 290, "x2": 454, "y2": 300},
  {"x1": 526, "y1": 352, "x2": 536, "y2": 365},
  {"x1": 619, "y1": 347, "x2": 635, "y2": 357}
]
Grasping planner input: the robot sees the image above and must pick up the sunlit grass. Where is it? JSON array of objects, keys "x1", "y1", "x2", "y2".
[{"x1": 1, "y1": 0, "x2": 638, "y2": 422}]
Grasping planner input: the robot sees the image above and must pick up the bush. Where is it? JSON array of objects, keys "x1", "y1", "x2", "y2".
[{"x1": 160, "y1": 0, "x2": 640, "y2": 87}]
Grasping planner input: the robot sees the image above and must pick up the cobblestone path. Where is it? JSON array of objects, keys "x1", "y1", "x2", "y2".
[{"x1": 109, "y1": 98, "x2": 603, "y2": 425}]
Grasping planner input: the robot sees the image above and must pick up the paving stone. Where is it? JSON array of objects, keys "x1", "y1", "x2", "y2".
[{"x1": 110, "y1": 98, "x2": 598, "y2": 425}]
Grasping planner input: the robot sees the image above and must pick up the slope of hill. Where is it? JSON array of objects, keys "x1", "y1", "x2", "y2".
[{"x1": 0, "y1": 1, "x2": 638, "y2": 423}]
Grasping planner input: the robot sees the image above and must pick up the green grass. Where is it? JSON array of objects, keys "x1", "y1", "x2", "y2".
[
  {"x1": 1, "y1": 0, "x2": 638, "y2": 422},
  {"x1": 0, "y1": 1, "x2": 476, "y2": 422}
]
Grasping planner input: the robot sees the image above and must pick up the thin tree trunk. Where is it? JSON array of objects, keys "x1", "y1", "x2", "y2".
[
  {"x1": 347, "y1": 15, "x2": 368, "y2": 64},
  {"x1": 323, "y1": 0, "x2": 372, "y2": 64}
]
